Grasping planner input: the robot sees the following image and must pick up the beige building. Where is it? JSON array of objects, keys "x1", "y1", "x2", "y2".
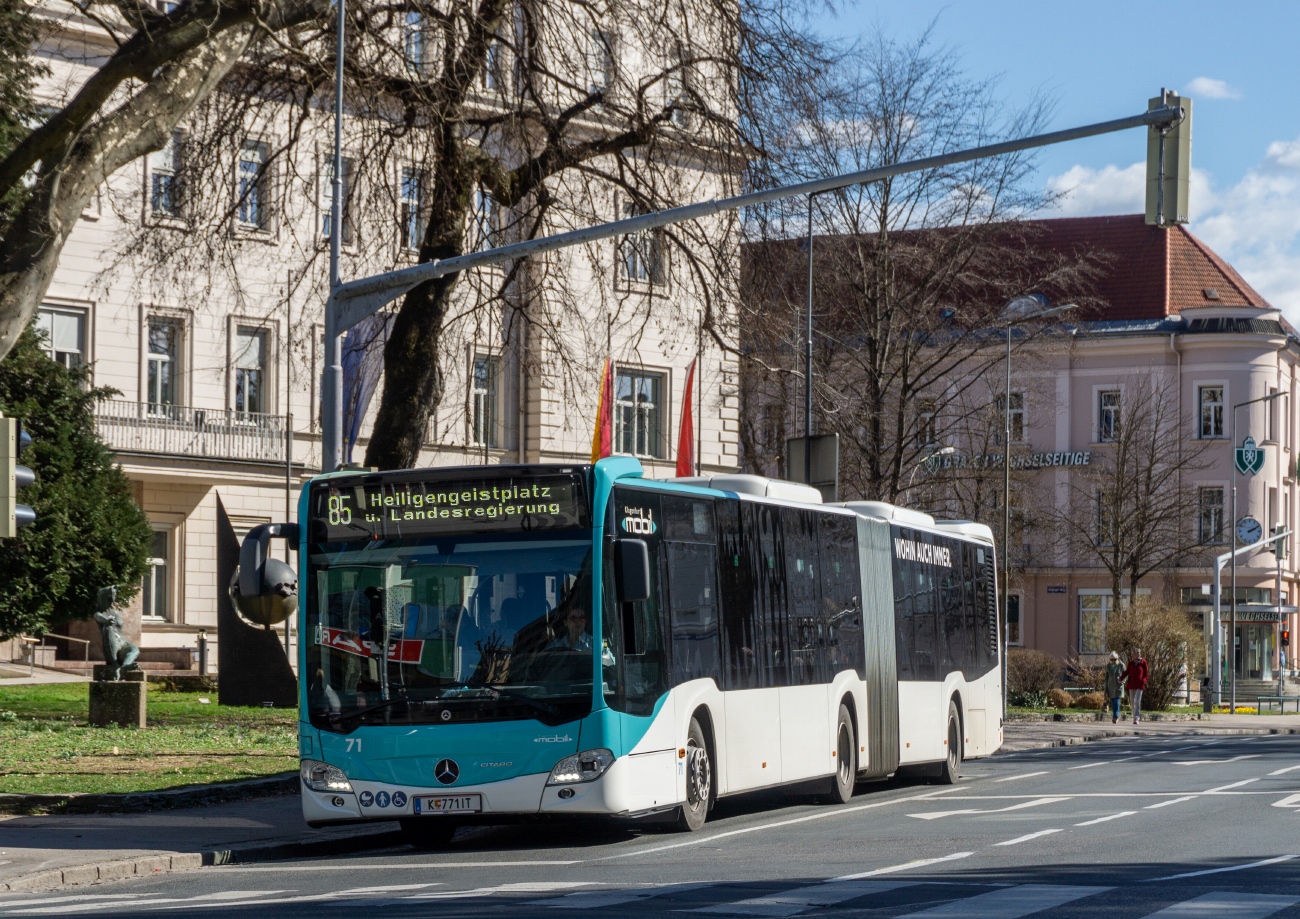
[{"x1": 19, "y1": 1, "x2": 741, "y2": 671}]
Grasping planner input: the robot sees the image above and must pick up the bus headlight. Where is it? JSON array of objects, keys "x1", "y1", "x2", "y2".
[
  {"x1": 547, "y1": 748, "x2": 614, "y2": 785},
  {"x1": 301, "y1": 759, "x2": 354, "y2": 793}
]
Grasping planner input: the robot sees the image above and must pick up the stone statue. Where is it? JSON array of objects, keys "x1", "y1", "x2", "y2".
[{"x1": 94, "y1": 586, "x2": 141, "y2": 681}]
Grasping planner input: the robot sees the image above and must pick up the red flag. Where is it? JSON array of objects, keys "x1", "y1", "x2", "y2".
[
  {"x1": 590, "y1": 359, "x2": 614, "y2": 462},
  {"x1": 676, "y1": 357, "x2": 697, "y2": 477}
]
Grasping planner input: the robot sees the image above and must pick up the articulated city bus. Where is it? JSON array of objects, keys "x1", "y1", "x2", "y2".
[{"x1": 238, "y1": 456, "x2": 1002, "y2": 846}]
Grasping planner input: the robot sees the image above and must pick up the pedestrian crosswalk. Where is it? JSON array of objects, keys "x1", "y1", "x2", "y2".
[{"x1": 2, "y1": 879, "x2": 1299, "y2": 917}]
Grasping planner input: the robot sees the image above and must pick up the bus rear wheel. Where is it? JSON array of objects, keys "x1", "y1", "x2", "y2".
[
  {"x1": 399, "y1": 818, "x2": 458, "y2": 849},
  {"x1": 933, "y1": 701, "x2": 962, "y2": 786},
  {"x1": 827, "y1": 704, "x2": 857, "y2": 804},
  {"x1": 675, "y1": 718, "x2": 712, "y2": 832}
]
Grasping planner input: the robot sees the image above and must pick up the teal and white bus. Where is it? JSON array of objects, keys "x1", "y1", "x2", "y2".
[{"x1": 237, "y1": 457, "x2": 1002, "y2": 845}]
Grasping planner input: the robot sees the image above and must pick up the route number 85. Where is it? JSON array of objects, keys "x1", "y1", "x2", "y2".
[{"x1": 328, "y1": 495, "x2": 352, "y2": 526}]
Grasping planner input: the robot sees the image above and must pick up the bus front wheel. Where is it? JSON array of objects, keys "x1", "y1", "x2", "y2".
[{"x1": 675, "y1": 718, "x2": 712, "y2": 832}]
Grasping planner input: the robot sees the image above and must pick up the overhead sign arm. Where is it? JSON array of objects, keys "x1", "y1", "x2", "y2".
[{"x1": 320, "y1": 101, "x2": 1186, "y2": 472}]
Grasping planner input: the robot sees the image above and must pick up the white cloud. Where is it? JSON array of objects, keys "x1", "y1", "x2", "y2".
[
  {"x1": 1043, "y1": 133, "x2": 1300, "y2": 322},
  {"x1": 1183, "y1": 77, "x2": 1241, "y2": 100}
]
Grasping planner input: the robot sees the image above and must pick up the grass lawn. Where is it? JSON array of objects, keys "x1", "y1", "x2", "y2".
[{"x1": 0, "y1": 683, "x2": 298, "y2": 796}]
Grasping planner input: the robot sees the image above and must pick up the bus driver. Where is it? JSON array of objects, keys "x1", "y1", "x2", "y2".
[{"x1": 548, "y1": 604, "x2": 591, "y2": 652}]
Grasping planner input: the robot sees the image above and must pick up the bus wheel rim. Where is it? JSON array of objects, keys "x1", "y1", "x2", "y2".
[
  {"x1": 838, "y1": 724, "x2": 852, "y2": 784},
  {"x1": 687, "y1": 743, "x2": 710, "y2": 808}
]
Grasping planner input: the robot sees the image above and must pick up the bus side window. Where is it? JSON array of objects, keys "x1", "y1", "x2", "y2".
[
  {"x1": 782, "y1": 507, "x2": 823, "y2": 686},
  {"x1": 666, "y1": 541, "x2": 721, "y2": 686},
  {"x1": 607, "y1": 487, "x2": 670, "y2": 716},
  {"x1": 720, "y1": 500, "x2": 761, "y2": 690},
  {"x1": 892, "y1": 545, "x2": 915, "y2": 681},
  {"x1": 757, "y1": 503, "x2": 791, "y2": 687},
  {"x1": 819, "y1": 514, "x2": 863, "y2": 678}
]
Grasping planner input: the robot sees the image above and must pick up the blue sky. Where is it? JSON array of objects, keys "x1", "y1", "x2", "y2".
[{"x1": 817, "y1": 1, "x2": 1300, "y2": 318}]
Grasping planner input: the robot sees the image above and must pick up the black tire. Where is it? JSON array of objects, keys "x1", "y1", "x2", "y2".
[
  {"x1": 675, "y1": 717, "x2": 712, "y2": 832},
  {"x1": 828, "y1": 703, "x2": 857, "y2": 804},
  {"x1": 933, "y1": 701, "x2": 962, "y2": 785},
  {"x1": 399, "y1": 818, "x2": 458, "y2": 849}
]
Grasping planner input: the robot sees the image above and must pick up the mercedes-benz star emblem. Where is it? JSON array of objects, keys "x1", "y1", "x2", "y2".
[{"x1": 434, "y1": 759, "x2": 459, "y2": 785}]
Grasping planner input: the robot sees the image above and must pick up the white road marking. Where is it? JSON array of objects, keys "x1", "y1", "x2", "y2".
[
  {"x1": 995, "y1": 771, "x2": 1049, "y2": 782},
  {"x1": 1074, "y1": 811, "x2": 1136, "y2": 826},
  {"x1": 0, "y1": 894, "x2": 151, "y2": 908},
  {"x1": 1068, "y1": 762, "x2": 1110, "y2": 770},
  {"x1": 1139, "y1": 892, "x2": 1300, "y2": 917},
  {"x1": 408, "y1": 882, "x2": 595, "y2": 900},
  {"x1": 835, "y1": 852, "x2": 974, "y2": 880},
  {"x1": 895, "y1": 884, "x2": 1110, "y2": 918},
  {"x1": 1145, "y1": 854, "x2": 1300, "y2": 882},
  {"x1": 1205, "y1": 779, "x2": 1260, "y2": 793},
  {"x1": 994, "y1": 829, "x2": 1062, "y2": 846},
  {"x1": 909, "y1": 796, "x2": 1069, "y2": 820},
  {"x1": 5, "y1": 890, "x2": 291, "y2": 915},
  {"x1": 1272, "y1": 794, "x2": 1300, "y2": 809},
  {"x1": 213, "y1": 859, "x2": 581, "y2": 871},
  {"x1": 536, "y1": 883, "x2": 713, "y2": 910},
  {"x1": 1145, "y1": 796, "x2": 1198, "y2": 809},
  {"x1": 1269, "y1": 765, "x2": 1300, "y2": 776},
  {"x1": 1173, "y1": 755, "x2": 1260, "y2": 765},
  {"x1": 689, "y1": 880, "x2": 915, "y2": 916},
  {"x1": 598, "y1": 788, "x2": 961, "y2": 861}
]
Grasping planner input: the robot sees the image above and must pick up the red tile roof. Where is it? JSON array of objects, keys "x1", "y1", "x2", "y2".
[{"x1": 1024, "y1": 214, "x2": 1270, "y2": 320}]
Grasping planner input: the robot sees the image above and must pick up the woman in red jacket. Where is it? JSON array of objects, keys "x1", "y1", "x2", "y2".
[{"x1": 1122, "y1": 649, "x2": 1150, "y2": 724}]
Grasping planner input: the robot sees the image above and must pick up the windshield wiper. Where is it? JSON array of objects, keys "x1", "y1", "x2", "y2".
[
  {"x1": 459, "y1": 681, "x2": 558, "y2": 716},
  {"x1": 326, "y1": 696, "x2": 415, "y2": 725}
]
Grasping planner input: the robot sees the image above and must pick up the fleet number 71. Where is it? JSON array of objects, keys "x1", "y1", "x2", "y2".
[{"x1": 345, "y1": 738, "x2": 363, "y2": 752}]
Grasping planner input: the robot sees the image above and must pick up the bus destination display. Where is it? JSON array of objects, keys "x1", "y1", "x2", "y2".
[{"x1": 311, "y1": 474, "x2": 588, "y2": 541}]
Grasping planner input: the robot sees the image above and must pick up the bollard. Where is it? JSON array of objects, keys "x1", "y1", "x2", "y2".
[{"x1": 198, "y1": 629, "x2": 209, "y2": 676}]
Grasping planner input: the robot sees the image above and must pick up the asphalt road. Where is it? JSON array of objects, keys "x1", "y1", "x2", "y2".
[{"x1": 3, "y1": 732, "x2": 1299, "y2": 918}]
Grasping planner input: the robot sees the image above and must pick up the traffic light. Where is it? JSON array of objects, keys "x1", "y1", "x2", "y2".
[
  {"x1": 1145, "y1": 89, "x2": 1192, "y2": 227},
  {"x1": 1, "y1": 415, "x2": 36, "y2": 539},
  {"x1": 1271, "y1": 523, "x2": 1289, "y2": 560},
  {"x1": 1283, "y1": 630, "x2": 1291, "y2": 648}
]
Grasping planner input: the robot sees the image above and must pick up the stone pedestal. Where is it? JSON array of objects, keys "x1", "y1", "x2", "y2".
[
  {"x1": 89, "y1": 679, "x2": 147, "y2": 728},
  {"x1": 92, "y1": 665, "x2": 145, "y2": 683}
]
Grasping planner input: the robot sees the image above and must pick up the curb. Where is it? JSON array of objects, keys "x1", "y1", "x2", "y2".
[
  {"x1": 1, "y1": 825, "x2": 404, "y2": 892},
  {"x1": 1002, "y1": 722, "x2": 1300, "y2": 752},
  {"x1": 0, "y1": 773, "x2": 298, "y2": 816}
]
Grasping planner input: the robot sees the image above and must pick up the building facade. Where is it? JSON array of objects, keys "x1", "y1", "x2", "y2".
[{"x1": 17, "y1": 1, "x2": 741, "y2": 669}]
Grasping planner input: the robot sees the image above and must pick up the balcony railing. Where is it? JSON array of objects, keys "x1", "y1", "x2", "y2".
[{"x1": 95, "y1": 400, "x2": 288, "y2": 463}]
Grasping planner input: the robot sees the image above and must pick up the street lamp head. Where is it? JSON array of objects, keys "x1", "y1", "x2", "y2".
[
  {"x1": 1000, "y1": 296, "x2": 1077, "y2": 325},
  {"x1": 933, "y1": 446, "x2": 955, "y2": 457}
]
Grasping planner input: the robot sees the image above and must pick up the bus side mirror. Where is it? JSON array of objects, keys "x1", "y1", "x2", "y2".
[
  {"x1": 614, "y1": 539, "x2": 650, "y2": 604},
  {"x1": 232, "y1": 522, "x2": 301, "y2": 627}
]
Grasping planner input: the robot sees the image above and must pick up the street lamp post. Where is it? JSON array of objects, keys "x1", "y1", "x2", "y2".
[
  {"x1": 906, "y1": 446, "x2": 955, "y2": 505},
  {"x1": 998, "y1": 297, "x2": 1075, "y2": 717},
  {"x1": 1228, "y1": 390, "x2": 1284, "y2": 713}
]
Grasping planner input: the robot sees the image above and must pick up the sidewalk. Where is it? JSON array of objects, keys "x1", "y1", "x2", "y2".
[
  {"x1": 2, "y1": 713, "x2": 1296, "y2": 893},
  {"x1": 0, "y1": 665, "x2": 89, "y2": 686}
]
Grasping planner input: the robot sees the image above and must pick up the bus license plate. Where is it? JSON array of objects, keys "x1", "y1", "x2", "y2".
[{"x1": 413, "y1": 794, "x2": 482, "y2": 815}]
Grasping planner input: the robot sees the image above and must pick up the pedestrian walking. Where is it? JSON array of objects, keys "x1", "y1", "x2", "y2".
[
  {"x1": 1104, "y1": 651, "x2": 1125, "y2": 723},
  {"x1": 1122, "y1": 649, "x2": 1150, "y2": 724}
]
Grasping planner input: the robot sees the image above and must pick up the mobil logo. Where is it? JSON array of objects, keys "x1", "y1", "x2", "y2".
[{"x1": 621, "y1": 511, "x2": 656, "y2": 536}]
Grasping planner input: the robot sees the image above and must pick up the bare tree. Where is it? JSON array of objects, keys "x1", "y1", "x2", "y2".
[
  {"x1": 1, "y1": 0, "x2": 827, "y2": 470},
  {"x1": 1044, "y1": 371, "x2": 1214, "y2": 612},
  {"x1": 739, "y1": 25, "x2": 1100, "y2": 503}
]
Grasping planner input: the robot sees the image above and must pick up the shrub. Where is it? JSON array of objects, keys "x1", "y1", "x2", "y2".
[
  {"x1": 1105, "y1": 599, "x2": 1204, "y2": 712},
  {"x1": 1008, "y1": 648, "x2": 1061, "y2": 695},
  {"x1": 1073, "y1": 691, "x2": 1106, "y2": 710},
  {"x1": 1065, "y1": 655, "x2": 1105, "y2": 693},
  {"x1": 1046, "y1": 688, "x2": 1073, "y2": 709}
]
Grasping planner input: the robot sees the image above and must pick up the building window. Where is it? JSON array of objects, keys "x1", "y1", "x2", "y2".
[
  {"x1": 917, "y1": 398, "x2": 937, "y2": 448},
  {"x1": 400, "y1": 168, "x2": 425, "y2": 252},
  {"x1": 1079, "y1": 594, "x2": 1112, "y2": 654},
  {"x1": 1006, "y1": 594, "x2": 1022, "y2": 646},
  {"x1": 995, "y1": 391, "x2": 1024, "y2": 444},
  {"x1": 469, "y1": 354, "x2": 500, "y2": 447},
  {"x1": 471, "y1": 185, "x2": 497, "y2": 251},
  {"x1": 618, "y1": 201, "x2": 666, "y2": 287},
  {"x1": 1198, "y1": 385, "x2": 1224, "y2": 438},
  {"x1": 321, "y1": 156, "x2": 354, "y2": 246},
  {"x1": 35, "y1": 306, "x2": 86, "y2": 369},
  {"x1": 403, "y1": 12, "x2": 426, "y2": 74},
  {"x1": 615, "y1": 369, "x2": 664, "y2": 458},
  {"x1": 1198, "y1": 486, "x2": 1225, "y2": 545},
  {"x1": 664, "y1": 44, "x2": 692, "y2": 127},
  {"x1": 237, "y1": 141, "x2": 271, "y2": 230},
  {"x1": 1267, "y1": 387, "x2": 1278, "y2": 442},
  {"x1": 1098, "y1": 389, "x2": 1120, "y2": 442},
  {"x1": 234, "y1": 326, "x2": 267, "y2": 416},
  {"x1": 146, "y1": 318, "x2": 179, "y2": 414},
  {"x1": 141, "y1": 529, "x2": 170, "y2": 621},
  {"x1": 481, "y1": 38, "x2": 505, "y2": 92},
  {"x1": 150, "y1": 130, "x2": 184, "y2": 218},
  {"x1": 1095, "y1": 491, "x2": 1114, "y2": 547},
  {"x1": 585, "y1": 29, "x2": 614, "y2": 94}
]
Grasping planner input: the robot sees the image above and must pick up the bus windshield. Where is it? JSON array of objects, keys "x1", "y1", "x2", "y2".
[{"x1": 305, "y1": 532, "x2": 596, "y2": 730}]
